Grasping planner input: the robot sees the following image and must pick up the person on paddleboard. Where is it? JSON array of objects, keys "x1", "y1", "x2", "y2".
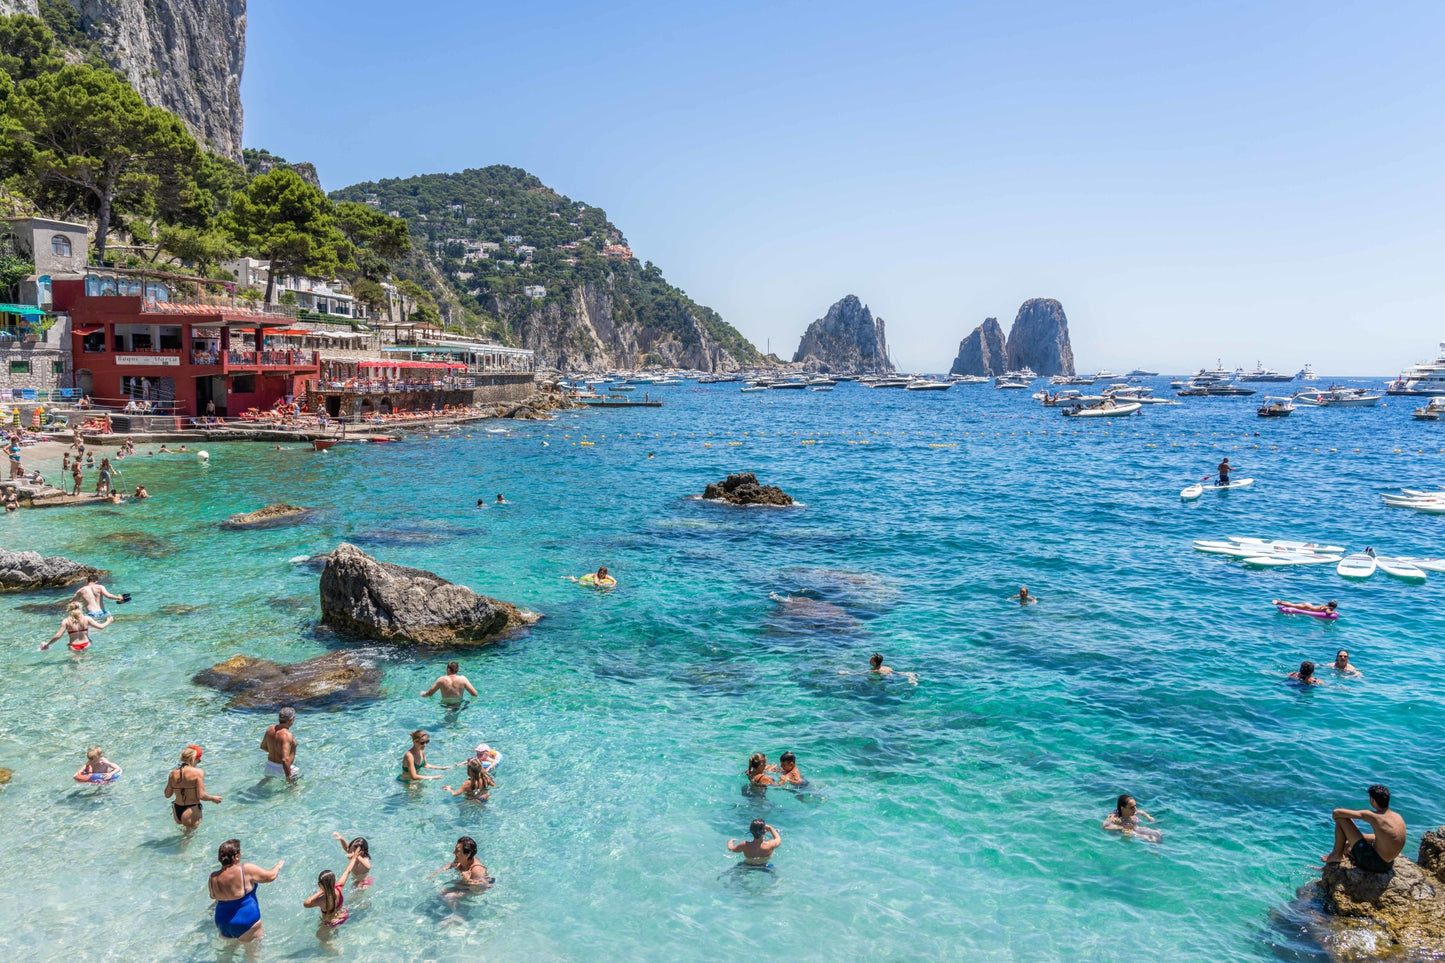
[{"x1": 1217, "y1": 458, "x2": 1231, "y2": 486}]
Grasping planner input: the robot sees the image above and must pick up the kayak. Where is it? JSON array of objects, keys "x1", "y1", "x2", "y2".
[
  {"x1": 1201, "y1": 478, "x2": 1254, "y2": 491},
  {"x1": 1337, "y1": 554, "x2": 1377, "y2": 579},
  {"x1": 1275, "y1": 603, "x2": 1340, "y2": 620},
  {"x1": 1393, "y1": 556, "x2": 1445, "y2": 574},
  {"x1": 1375, "y1": 557, "x2": 1427, "y2": 582},
  {"x1": 1243, "y1": 553, "x2": 1342, "y2": 568},
  {"x1": 1181, "y1": 484, "x2": 1203, "y2": 501}
]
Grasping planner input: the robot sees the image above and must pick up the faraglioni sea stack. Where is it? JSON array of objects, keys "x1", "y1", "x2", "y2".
[
  {"x1": 319, "y1": 543, "x2": 539, "y2": 645},
  {"x1": 950, "y1": 317, "x2": 1009, "y2": 376},
  {"x1": 792, "y1": 295, "x2": 894, "y2": 374},
  {"x1": 1005, "y1": 298, "x2": 1075, "y2": 376}
]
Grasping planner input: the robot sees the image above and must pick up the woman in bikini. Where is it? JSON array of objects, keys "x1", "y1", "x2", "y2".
[
  {"x1": 303, "y1": 866, "x2": 353, "y2": 930},
  {"x1": 444, "y1": 757, "x2": 495, "y2": 800},
  {"x1": 164, "y1": 745, "x2": 221, "y2": 829},
  {"x1": 746, "y1": 752, "x2": 777, "y2": 788},
  {"x1": 208, "y1": 839, "x2": 283, "y2": 944},
  {"x1": 41, "y1": 601, "x2": 111, "y2": 651},
  {"x1": 1102, "y1": 793, "x2": 1163, "y2": 842},
  {"x1": 400, "y1": 730, "x2": 451, "y2": 781}
]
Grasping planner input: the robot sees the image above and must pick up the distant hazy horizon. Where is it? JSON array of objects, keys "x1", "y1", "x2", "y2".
[{"x1": 243, "y1": 1, "x2": 1445, "y2": 372}]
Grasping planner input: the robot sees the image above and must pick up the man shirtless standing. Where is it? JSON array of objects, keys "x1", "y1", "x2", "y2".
[
  {"x1": 1323, "y1": 784, "x2": 1405, "y2": 873},
  {"x1": 728, "y1": 819, "x2": 782, "y2": 866},
  {"x1": 260, "y1": 707, "x2": 299, "y2": 781},
  {"x1": 73, "y1": 574, "x2": 122, "y2": 619},
  {"x1": 421, "y1": 662, "x2": 478, "y2": 707}
]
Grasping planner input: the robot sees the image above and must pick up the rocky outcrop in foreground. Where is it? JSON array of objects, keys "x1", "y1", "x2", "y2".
[
  {"x1": 193, "y1": 652, "x2": 382, "y2": 710},
  {"x1": 951, "y1": 317, "x2": 1008, "y2": 376},
  {"x1": 1298, "y1": 827, "x2": 1445, "y2": 959},
  {"x1": 792, "y1": 296, "x2": 894, "y2": 374},
  {"x1": 220, "y1": 504, "x2": 312, "y2": 530},
  {"x1": 703, "y1": 473, "x2": 795, "y2": 506},
  {"x1": 1005, "y1": 298, "x2": 1075, "y2": 376},
  {"x1": 0, "y1": 549, "x2": 106, "y2": 591},
  {"x1": 319, "y1": 543, "x2": 538, "y2": 645}
]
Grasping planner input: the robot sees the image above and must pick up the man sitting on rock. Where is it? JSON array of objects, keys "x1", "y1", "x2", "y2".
[{"x1": 1323, "y1": 784, "x2": 1405, "y2": 873}]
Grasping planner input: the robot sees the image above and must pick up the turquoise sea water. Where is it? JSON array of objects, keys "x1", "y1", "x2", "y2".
[{"x1": 3, "y1": 379, "x2": 1444, "y2": 961}]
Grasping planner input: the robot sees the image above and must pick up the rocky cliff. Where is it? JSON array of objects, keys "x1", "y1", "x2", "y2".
[
  {"x1": 950, "y1": 317, "x2": 1008, "y2": 376},
  {"x1": 791, "y1": 295, "x2": 894, "y2": 374},
  {"x1": 1005, "y1": 298, "x2": 1075, "y2": 376},
  {"x1": 5, "y1": 0, "x2": 246, "y2": 160}
]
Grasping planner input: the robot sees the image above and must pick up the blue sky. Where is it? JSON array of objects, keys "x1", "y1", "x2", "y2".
[{"x1": 243, "y1": 1, "x2": 1445, "y2": 373}]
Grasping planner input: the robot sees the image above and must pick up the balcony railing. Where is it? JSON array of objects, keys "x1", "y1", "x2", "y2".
[
  {"x1": 191, "y1": 352, "x2": 220, "y2": 366},
  {"x1": 227, "y1": 349, "x2": 320, "y2": 368}
]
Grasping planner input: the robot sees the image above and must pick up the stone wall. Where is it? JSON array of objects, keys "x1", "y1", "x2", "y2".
[
  {"x1": 0, "y1": 344, "x2": 72, "y2": 398},
  {"x1": 469, "y1": 374, "x2": 537, "y2": 405}
]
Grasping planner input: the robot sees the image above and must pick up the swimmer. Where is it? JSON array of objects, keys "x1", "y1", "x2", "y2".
[
  {"x1": 401, "y1": 729, "x2": 451, "y2": 781},
  {"x1": 495, "y1": 494, "x2": 506, "y2": 504},
  {"x1": 776, "y1": 751, "x2": 806, "y2": 786},
  {"x1": 208, "y1": 839, "x2": 283, "y2": 944},
  {"x1": 867, "y1": 652, "x2": 918, "y2": 685},
  {"x1": 746, "y1": 752, "x2": 776, "y2": 787},
  {"x1": 1016, "y1": 586, "x2": 1035, "y2": 605},
  {"x1": 73, "y1": 747, "x2": 119, "y2": 783},
  {"x1": 260, "y1": 707, "x2": 299, "y2": 780},
  {"x1": 42, "y1": 601, "x2": 110, "y2": 651},
  {"x1": 444, "y1": 757, "x2": 495, "y2": 800},
  {"x1": 1102, "y1": 794, "x2": 1162, "y2": 842},
  {"x1": 332, "y1": 833, "x2": 373, "y2": 886},
  {"x1": 74, "y1": 573, "x2": 123, "y2": 618},
  {"x1": 1274, "y1": 599, "x2": 1338, "y2": 614},
  {"x1": 1333, "y1": 650, "x2": 1362, "y2": 678},
  {"x1": 3, "y1": 490, "x2": 17, "y2": 512},
  {"x1": 728, "y1": 819, "x2": 782, "y2": 866},
  {"x1": 572, "y1": 566, "x2": 616, "y2": 587},
  {"x1": 133, "y1": 485, "x2": 149, "y2": 499},
  {"x1": 157, "y1": 444, "x2": 171, "y2": 453},
  {"x1": 460, "y1": 743, "x2": 501, "y2": 770},
  {"x1": 428, "y1": 835, "x2": 493, "y2": 886},
  {"x1": 421, "y1": 661, "x2": 477, "y2": 707},
  {"x1": 165, "y1": 745, "x2": 220, "y2": 828},
  {"x1": 1288, "y1": 661, "x2": 1322, "y2": 686},
  {"x1": 303, "y1": 867, "x2": 351, "y2": 928}
]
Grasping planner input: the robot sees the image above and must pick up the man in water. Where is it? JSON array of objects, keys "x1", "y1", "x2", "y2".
[
  {"x1": 1333, "y1": 650, "x2": 1362, "y2": 677},
  {"x1": 868, "y1": 652, "x2": 918, "y2": 685},
  {"x1": 1287, "y1": 661, "x2": 1321, "y2": 686},
  {"x1": 728, "y1": 819, "x2": 782, "y2": 866},
  {"x1": 260, "y1": 707, "x2": 299, "y2": 780},
  {"x1": 1017, "y1": 586, "x2": 1035, "y2": 605},
  {"x1": 495, "y1": 494, "x2": 507, "y2": 505},
  {"x1": 134, "y1": 486, "x2": 149, "y2": 500},
  {"x1": 1273, "y1": 599, "x2": 1337, "y2": 614},
  {"x1": 73, "y1": 574, "x2": 123, "y2": 619},
  {"x1": 422, "y1": 662, "x2": 478, "y2": 707},
  {"x1": 1322, "y1": 784, "x2": 1405, "y2": 872},
  {"x1": 1217, "y1": 457, "x2": 1231, "y2": 485}
]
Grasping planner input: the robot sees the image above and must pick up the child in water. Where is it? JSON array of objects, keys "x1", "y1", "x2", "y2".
[
  {"x1": 74, "y1": 747, "x2": 119, "y2": 783},
  {"x1": 443, "y1": 758, "x2": 496, "y2": 800},
  {"x1": 332, "y1": 833, "x2": 373, "y2": 887}
]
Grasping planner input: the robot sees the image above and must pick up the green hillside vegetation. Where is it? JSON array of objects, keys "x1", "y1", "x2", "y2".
[{"x1": 331, "y1": 167, "x2": 759, "y2": 362}]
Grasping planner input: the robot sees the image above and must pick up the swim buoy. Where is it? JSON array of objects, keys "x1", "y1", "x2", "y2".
[
  {"x1": 196, "y1": 450, "x2": 209, "y2": 461},
  {"x1": 579, "y1": 574, "x2": 617, "y2": 588},
  {"x1": 74, "y1": 765, "x2": 122, "y2": 784}
]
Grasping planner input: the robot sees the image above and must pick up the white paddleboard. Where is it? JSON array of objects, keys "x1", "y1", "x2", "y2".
[
  {"x1": 1181, "y1": 484, "x2": 1203, "y2": 501},
  {"x1": 1375, "y1": 557, "x2": 1427, "y2": 582},
  {"x1": 1193, "y1": 540, "x2": 1258, "y2": 557},
  {"x1": 1243, "y1": 553, "x2": 1342, "y2": 568},
  {"x1": 1229, "y1": 537, "x2": 1347, "y2": 554},
  {"x1": 1393, "y1": 556, "x2": 1445, "y2": 574},
  {"x1": 1202, "y1": 478, "x2": 1254, "y2": 491},
  {"x1": 1337, "y1": 554, "x2": 1377, "y2": 578}
]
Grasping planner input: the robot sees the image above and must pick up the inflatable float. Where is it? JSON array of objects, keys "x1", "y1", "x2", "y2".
[{"x1": 1275, "y1": 603, "x2": 1339, "y2": 621}]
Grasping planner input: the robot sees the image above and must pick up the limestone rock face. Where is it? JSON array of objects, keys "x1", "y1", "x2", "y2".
[
  {"x1": 950, "y1": 317, "x2": 1008, "y2": 376},
  {"x1": 1301, "y1": 827, "x2": 1445, "y2": 959},
  {"x1": 319, "y1": 543, "x2": 538, "y2": 645},
  {"x1": 1005, "y1": 298, "x2": 1075, "y2": 376},
  {"x1": 220, "y1": 503, "x2": 311, "y2": 530},
  {"x1": 702, "y1": 473, "x2": 794, "y2": 506},
  {"x1": 791, "y1": 296, "x2": 894, "y2": 374},
  {"x1": 0, "y1": 549, "x2": 106, "y2": 591},
  {"x1": 192, "y1": 651, "x2": 383, "y2": 710}
]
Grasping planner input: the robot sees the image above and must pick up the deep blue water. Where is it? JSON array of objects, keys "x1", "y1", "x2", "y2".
[{"x1": 1, "y1": 377, "x2": 1442, "y2": 961}]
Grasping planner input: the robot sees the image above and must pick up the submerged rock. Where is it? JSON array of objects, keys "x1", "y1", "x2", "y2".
[
  {"x1": 319, "y1": 543, "x2": 539, "y2": 645},
  {"x1": 1299, "y1": 827, "x2": 1445, "y2": 959},
  {"x1": 193, "y1": 652, "x2": 383, "y2": 711},
  {"x1": 221, "y1": 504, "x2": 312, "y2": 530},
  {"x1": 0, "y1": 549, "x2": 107, "y2": 592},
  {"x1": 99, "y1": 531, "x2": 175, "y2": 558},
  {"x1": 702, "y1": 473, "x2": 795, "y2": 506},
  {"x1": 0, "y1": 768, "x2": 10, "y2": 784}
]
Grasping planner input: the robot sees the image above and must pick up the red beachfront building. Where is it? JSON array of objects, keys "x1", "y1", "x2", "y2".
[{"x1": 55, "y1": 276, "x2": 320, "y2": 418}]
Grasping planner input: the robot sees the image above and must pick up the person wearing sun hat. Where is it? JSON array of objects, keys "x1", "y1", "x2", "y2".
[{"x1": 164, "y1": 745, "x2": 221, "y2": 829}]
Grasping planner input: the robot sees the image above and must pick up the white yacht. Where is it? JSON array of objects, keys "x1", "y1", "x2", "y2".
[
  {"x1": 994, "y1": 373, "x2": 1032, "y2": 389},
  {"x1": 906, "y1": 379, "x2": 951, "y2": 391},
  {"x1": 1387, "y1": 342, "x2": 1445, "y2": 396},
  {"x1": 1127, "y1": 368, "x2": 1159, "y2": 377},
  {"x1": 1297, "y1": 364, "x2": 1318, "y2": 382},
  {"x1": 1239, "y1": 362, "x2": 1294, "y2": 382},
  {"x1": 949, "y1": 374, "x2": 988, "y2": 385}
]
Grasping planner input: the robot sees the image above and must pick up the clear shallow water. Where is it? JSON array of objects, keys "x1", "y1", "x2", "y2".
[{"x1": 2, "y1": 379, "x2": 1444, "y2": 961}]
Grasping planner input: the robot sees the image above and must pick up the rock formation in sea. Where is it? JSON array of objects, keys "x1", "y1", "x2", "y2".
[
  {"x1": 0, "y1": 548, "x2": 106, "y2": 591},
  {"x1": 1295, "y1": 826, "x2": 1445, "y2": 958},
  {"x1": 950, "y1": 317, "x2": 1008, "y2": 376},
  {"x1": 1004, "y1": 298, "x2": 1075, "y2": 376},
  {"x1": 702, "y1": 473, "x2": 795, "y2": 506},
  {"x1": 791, "y1": 296, "x2": 894, "y2": 374},
  {"x1": 220, "y1": 504, "x2": 312, "y2": 530},
  {"x1": 193, "y1": 651, "x2": 383, "y2": 710},
  {"x1": 5, "y1": 0, "x2": 248, "y2": 160},
  {"x1": 318, "y1": 543, "x2": 539, "y2": 645}
]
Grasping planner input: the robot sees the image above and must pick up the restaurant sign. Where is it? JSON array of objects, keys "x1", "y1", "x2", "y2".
[{"x1": 115, "y1": 354, "x2": 180, "y2": 366}]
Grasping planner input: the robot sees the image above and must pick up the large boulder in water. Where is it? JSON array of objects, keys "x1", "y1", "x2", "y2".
[
  {"x1": 193, "y1": 652, "x2": 383, "y2": 710},
  {"x1": 0, "y1": 549, "x2": 107, "y2": 592},
  {"x1": 221, "y1": 504, "x2": 312, "y2": 530},
  {"x1": 702, "y1": 473, "x2": 794, "y2": 506},
  {"x1": 1299, "y1": 827, "x2": 1445, "y2": 958},
  {"x1": 319, "y1": 543, "x2": 538, "y2": 645}
]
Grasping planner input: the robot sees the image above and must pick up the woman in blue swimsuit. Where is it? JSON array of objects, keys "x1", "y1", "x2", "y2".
[{"x1": 208, "y1": 839, "x2": 284, "y2": 944}]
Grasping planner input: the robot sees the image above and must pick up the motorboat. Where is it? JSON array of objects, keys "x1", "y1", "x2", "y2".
[
  {"x1": 1105, "y1": 385, "x2": 1177, "y2": 405},
  {"x1": 1176, "y1": 382, "x2": 1256, "y2": 397},
  {"x1": 768, "y1": 381, "x2": 808, "y2": 390},
  {"x1": 807, "y1": 378, "x2": 837, "y2": 387},
  {"x1": 1256, "y1": 396, "x2": 1296, "y2": 417},
  {"x1": 1127, "y1": 368, "x2": 1159, "y2": 377},
  {"x1": 949, "y1": 374, "x2": 988, "y2": 385},
  {"x1": 1037, "y1": 389, "x2": 1108, "y2": 406},
  {"x1": 868, "y1": 379, "x2": 911, "y2": 389},
  {"x1": 1092, "y1": 370, "x2": 1118, "y2": 381},
  {"x1": 1188, "y1": 361, "x2": 1234, "y2": 383},
  {"x1": 1315, "y1": 387, "x2": 1382, "y2": 407},
  {"x1": 741, "y1": 384, "x2": 768, "y2": 393},
  {"x1": 1297, "y1": 364, "x2": 1318, "y2": 381},
  {"x1": 1239, "y1": 362, "x2": 1294, "y2": 382},
  {"x1": 905, "y1": 379, "x2": 951, "y2": 391},
  {"x1": 1060, "y1": 399, "x2": 1142, "y2": 418},
  {"x1": 1415, "y1": 397, "x2": 1445, "y2": 420},
  {"x1": 809, "y1": 384, "x2": 835, "y2": 392},
  {"x1": 1387, "y1": 342, "x2": 1445, "y2": 395},
  {"x1": 994, "y1": 375, "x2": 1032, "y2": 389}
]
